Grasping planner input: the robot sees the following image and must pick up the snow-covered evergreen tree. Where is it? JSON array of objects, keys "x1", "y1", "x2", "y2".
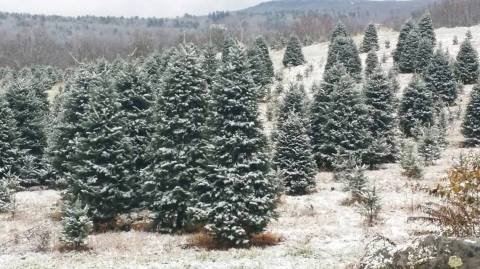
[
  {"x1": 424, "y1": 49, "x2": 458, "y2": 105},
  {"x1": 330, "y1": 22, "x2": 348, "y2": 42},
  {"x1": 462, "y1": 85, "x2": 480, "y2": 146},
  {"x1": 455, "y1": 38, "x2": 479, "y2": 85},
  {"x1": 142, "y1": 44, "x2": 210, "y2": 232},
  {"x1": 222, "y1": 36, "x2": 236, "y2": 63},
  {"x1": 60, "y1": 199, "x2": 93, "y2": 249},
  {"x1": 273, "y1": 111, "x2": 316, "y2": 195},
  {"x1": 202, "y1": 45, "x2": 219, "y2": 86},
  {"x1": 276, "y1": 83, "x2": 307, "y2": 127},
  {"x1": 398, "y1": 27, "x2": 420, "y2": 73},
  {"x1": 417, "y1": 126, "x2": 442, "y2": 166},
  {"x1": 362, "y1": 24, "x2": 379, "y2": 53},
  {"x1": 310, "y1": 64, "x2": 372, "y2": 168},
  {"x1": 415, "y1": 37, "x2": 434, "y2": 74},
  {"x1": 255, "y1": 37, "x2": 274, "y2": 80},
  {"x1": 394, "y1": 20, "x2": 415, "y2": 64},
  {"x1": 203, "y1": 42, "x2": 277, "y2": 246},
  {"x1": 0, "y1": 97, "x2": 20, "y2": 178},
  {"x1": 325, "y1": 37, "x2": 362, "y2": 80},
  {"x1": 365, "y1": 50, "x2": 379, "y2": 77},
  {"x1": 0, "y1": 172, "x2": 20, "y2": 213},
  {"x1": 418, "y1": 12, "x2": 436, "y2": 46},
  {"x1": 399, "y1": 77, "x2": 434, "y2": 137},
  {"x1": 283, "y1": 36, "x2": 305, "y2": 67},
  {"x1": 363, "y1": 67, "x2": 398, "y2": 164},
  {"x1": 399, "y1": 140, "x2": 423, "y2": 179}
]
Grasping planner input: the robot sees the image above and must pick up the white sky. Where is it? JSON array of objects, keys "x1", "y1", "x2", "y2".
[{"x1": 0, "y1": 0, "x2": 266, "y2": 18}]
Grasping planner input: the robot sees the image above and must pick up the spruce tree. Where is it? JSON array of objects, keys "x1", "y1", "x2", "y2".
[
  {"x1": 0, "y1": 97, "x2": 20, "y2": 178},
  {"x1": 283, "y1": 36, "x2": 305, "y2": 67},
  {"x1": 417, "y1": 126, "x2": 442, "y2": 166},
  {"x1": 418, "y1": 12, "x2": 436, "y2": 46},
  {"x1": 415, "y1": 37, "x2": 434, "y2": 74},
  {"x1": 143, "y1": 44, "x2": 210, "y2": 232},
  {"x1": 455, "y1": 38, "x2": 479, "y2": 85},
  {"x1": 255, "y1": 37, "x2": 274, "y2": 80},
  {"x1": 362, "y1": 24, "x2": 379, "y2": 53},
  {"x1": 399, "y1": 140, "x2": 423, "y2": 179},
  {"x1": 203, "y1": 43, "x2": 277, "y2": 246},
  {"x1": 365, "y1": 50, "x2": 379, "y2": 77},
  {"x1": 399, "y1": 77, "x2": 434, "y2": 137},
  {"x1": 424, "y1": 49, "x2": 458, "y2": 105},
  {"x1": 222, "y1": 36, "x2": 236, "y2": 63},
  {"x1": 202, "y1": 45, "x2": 219, "y2": 86},
  {"x1": 398, "y1": 27, "x2": 420, "y2": 73},
  {"x1": 273, "y1": 111, "x2": 316, "y2": 195},
  {"x1": 394, "y1": 20, "x2": 415, "y2": 64},
  {"x1": 330, "y1": 22, "x2": 348, "y2": 42},
  {"x1": 64, "y1": 74, "x2": 134, "y2": 224},
  {"x1": 276, "y1": 83, "x2": 307, "y2": 127},
  {"x1": 60, "y1": 199, "x2": 93, "y2": 249},
  {"x1": 310, "y1": 64, "x2": 372, "y2": 168},
  {"x1": 325, "y1": 37, "x2": 362, "y2": 80},
  {"x1": 363, "y1": 68, "x2": 398, "y2": 164},
  {"x1": 462, "y1": 85, "x2": 480, "y2": 146}
]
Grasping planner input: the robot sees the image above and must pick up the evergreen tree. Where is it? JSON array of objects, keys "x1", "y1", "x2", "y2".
[
  {"x1": 398, "y1": 27, "x2": 420, "y2": 73},
  {"x1": 466, "y1": 30, "x2": 473, "y2": 40},
  {"x1": 418, "y1": 12, "x2": 436, "y2": 46},
  {"x1": 330, "y1": 22, "x2": 348, "y2": 42},
  {"x1": 202, "y1": 45, "x2": 219, "y2": 86},
  {"x1": 310, "y1": 64, "x2": 372, "y2": 168},
  {"x1": 399, "y1": 77, "x2": 434, "y2": 137},
  {"x1": 273, "y1": 111, "x2": 316, "y2": 195},
  {"x1": 417, "y1": 126, "x2": 442, "y2": 166},
  {"x1": 283, "y1": 36, "x2": 305, "y2": 67},
  {"x1": 6, "y1": 77, "x2": 48, "y2": 185},
  {"x1": 424, "y1": 49, "x2": 458, "y2": 105},
  {"x1": 0, "y1": 97, "x2": 20, "y2": 178},
  {"x1": 276, "y1": 83, "x2": 307, "y2": 127},
  {"x1": 394, "y1": 20, "x2": 415, "y2": 64},
  {"x1": 143, "y1": 44, "x2": 210, "y2": 232},
  {"x1": 64, "y1": 74, "x2": 134, "y2": 224},
  {"x1": 399, "y1": 140, "x2": 423, "y2": 179},
  {"x1": 462, "y1": 85, "x2": 480, "y2": 146},
  {"x1": 60, "y1": 199, "x2": 93, "y2": 249},
  {"x1": 415, "y1": 37, "x2": 434, "y2": 74},
  {"x1": 325, "y1": 37, "x2": 362, "y2": 80},
  {"x1": 363, "y1": 68, "x2": 398, "y2": 164},
  {"x1": 0, "y1": 172, "x2": 20, "y2": 213},
  {"x1": 365, "y1": 50, "x2": 380, "y2": 77},
  {"x1": 362, "y1": 24, "x2": 379, "y2": 53},
  {"x1": 254, "y1": 37, "x2": 274, "y2": 80},
  {"x1": 202, "y1": 43, "x2": 277, "y2": 246},
  {"x1": 222, "y1": 36, "x2": 236, "y2": 63},
  {"x1": 455, "y1": 38, "x2": 480, "y2": 84}
]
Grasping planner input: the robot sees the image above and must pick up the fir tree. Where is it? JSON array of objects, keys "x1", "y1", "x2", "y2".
[
  {"x1": 0, "y1": 172, "x2": 20, "y2": 213},
  {"x1": 0, "y1": 97, "x2": 20, "y2": 178},
  {"x1": 310, "y1": 64, "x2": 372, "y2": 168},
  {"x1": 283, "y1": 36, "x2": 305, "y2": 67},
  {"x1": 418, "y1": 12, "x2": 436, "y2": 46},
  {"x1": 60, "y1": 199, "x2": 93, "y2": 250},
  {"x1": 462, "y1": 85, "x2": 480, "y2": 146},
  {"x1": 325, "y1": 37, "x2": 362, "y2": 80},
  {"x1": 330, "y1": 22, "x2": 348, "y2": 42},
  {"x1": 466, "y1": 30, "x2": 473, "y2": 40},
  {"x1": 276, "y1": 83, "x2": 307, "y2": 127},
  {"x1": 365, "y1": 50, "x2": 380, "y2": 77},
  {"x1": 255, "y1": 37, "x2": 274, "y2": 80},
  {"x1": 415, "y1": 37, "x2": 434, "y2": 74},
  {"x1": 398, "y1": 27, "x2": 420, "y2": 73},
  {"x1": 64, "y1": 74, "x2": 134, "y2": 224},
  {"x1": 363, "y1": 68, "x2": 398, "y2": 164},
  {"x1": 455, "y1": 38, "x2": 480, "y2": 85},
  {"x1": 399, "y1": 77, "x2": 434, "y2": 137},
  {"x1": 202, "y1": 45, "x2": 219, "y2": 86},
  {"x1": 424, "y1": 49, "x2": 458, "y2": 105},
  {"x1": 273, "y1": 111, "x2": 316, "y2": 195},
  {"x1": 362, "y1": 24, "x2": 379, "y2": 53},
  {"x1": 203, "y1": 43, "x2": 277, "y2": 246},
  {"x1": 417, "y1": 126, "x2": 442, "y2": 166},
  {"x1": 399, "y1": 140, "x2": 423, "y2": 179},
  {"x1": 143, "y1": 44, "x2": 210, "y2": 232},
  {"x1": 394, "y1": 20, "x2": 415, "y2": 64},
  {"x1": 222, "y1": 36, "x2": 236, "y2": 63}
]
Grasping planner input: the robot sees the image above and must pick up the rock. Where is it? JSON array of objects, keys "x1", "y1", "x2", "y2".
[{"x1": 360, "y1": 235, "x2": 480, "y2": 269}]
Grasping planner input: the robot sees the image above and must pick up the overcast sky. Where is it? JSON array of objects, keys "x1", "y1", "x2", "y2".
[{"x1": 0, "y1": 0, "x2": 266, "y2": 18}]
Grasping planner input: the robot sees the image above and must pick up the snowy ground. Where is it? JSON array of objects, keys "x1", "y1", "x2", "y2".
[{"x1": 2, "y1": 25, "x2": 480, "y2": 269}]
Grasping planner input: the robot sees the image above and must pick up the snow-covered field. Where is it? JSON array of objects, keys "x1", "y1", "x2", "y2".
[{"x1": 2, "y1": 25, "x2": 480, "y2": 269}]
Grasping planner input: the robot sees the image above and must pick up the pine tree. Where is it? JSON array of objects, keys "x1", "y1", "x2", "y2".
[
  {"x1": 394, "y1": 20, "x2": 415, "y2": 64},
  {"x1": 203, "y1": 43, "x2": 277, "y2": 246},
  {"x1": 60, "y1": 199, "x2": 93, "y2": 250},
  {"x1": 362, "y1": 24, "x2": 379, "y2": 53},
  {"x1": 283, "y1": 36, "x2": 305, "y2": 67},
  {"x1": 399, "y1": 140, "x2": 423, "y2": 179},
  {"x1": 222, "y1": 36, "x2": 236, "y2": 63},
  {"x1": 255, "y1": 37, "x2": 274, "y2": 80},
  {"x1": 6, "y1": 76, "x2": 48, "y2": 185},
  {"x1": 273, "y1": 111, "x2": 316, "y2": 195},
  {"x1": 466, "y1": 30, "x2": 473, "y2": 40},
  {"x1": 462, "y1": 85, "x2": 480, "y2": 146},
  {"x1": 418, "y1": 11, "x2": 436, "y2": 46},
  {"x1": 64, "y1": 74, "x2": 134, "y2": 224},
  {"x1": 455, "y1": 38, "x2": 479, "y2": 85},
  {"x1": 363, "y1": 68, "x2": 397, "y2": 164},
  {"x1": 399, "y1": 77, "x2": 434, "y2": 137},
  {"x1": 202, "y1": 45, "x2": 219, "y2": 86},
  {"x1": 417, "y1": 126, "x2": 442, "y2": 166},
  {"x1": 325, "y1": 37, "x2": 362, "y2": 80},
  {"x1": 330, "y1": 22, "x2": 348, "y2": 42},
  {"x1": 415, "y1": 37, "x2": 434, "y2": 74},
  {"x1": 0, "y1": 97, "x2": 20, "y2": 178},
  {"x1": 365, "y1": 50, "x2": 380, "y2": 77},
  {"x1": 276, "y1": 83, "x2": 307, "y2": 127},
  {"x1": 398, "y1": 27, "x2": 420, "y2": 73},
  {"x1": 424, "y1": 49, "x2": 458, "y2": 105},
  {"x1": 0, "y1": 172, "x2": 20, "y2": 213},
  {"x1": 142, "y1": 44, "x2": 210, "y2": 232},
  {"x1": 310, "y1": 64, "x2": 372, "y2": 168}
]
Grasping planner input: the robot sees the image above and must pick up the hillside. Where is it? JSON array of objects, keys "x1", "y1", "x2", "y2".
[{"x1": 1, "y1": 24, "x2": 479, "y2": 269}]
